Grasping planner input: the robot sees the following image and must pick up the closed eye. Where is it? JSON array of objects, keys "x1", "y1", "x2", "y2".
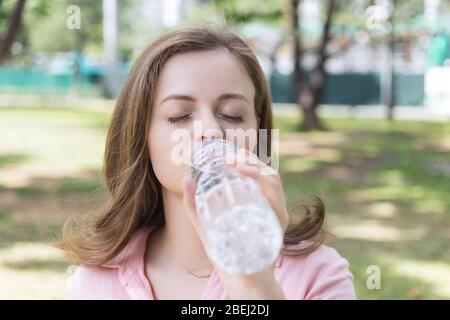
[
  {"x1": 167, "y1": 113, "x2": 245, "y2": 124},
  {"x1": 218, "y1": 113, "x2": 244, "y2": 123},
  {"x1": 167, "y1": 113, "x2": 192, "y2": 124}
]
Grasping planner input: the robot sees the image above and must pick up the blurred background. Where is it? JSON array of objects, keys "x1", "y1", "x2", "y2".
[{"x1": 0, "y1": 0, "x2": 449, "y2": 299}]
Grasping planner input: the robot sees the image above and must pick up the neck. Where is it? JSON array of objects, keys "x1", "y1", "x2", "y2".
[{"x1": 150, "y1": 187, "x2": 213, "y2": 274}]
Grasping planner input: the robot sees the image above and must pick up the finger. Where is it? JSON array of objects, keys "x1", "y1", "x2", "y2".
[
  {"x1": 225, "y1": 150, "x2": 278, "y2": 184},
  {"x1": 235, "y1": 162, "x2": 280, "y2": 188},
  {"x1": 234, "y1": 162, "x2": 260, "y2": 179},
  {"x1": 236, "y1": 148, "x2": 261, "y2": 166},
  {"x1": 234, "y1": 163, "x2": 285, "y2": 208},
  {"x1": 224, "y1": 153, "x2": 240, "y2": 166},
  {"x1": 234, "y1": 149, "x2": 278, "y2": 176},
  {"x1": 227, "y1": 151, "x2": 289, "y2": 233},
  {"x1": 235, "y1": 164, "x2": 283, "y2": 211}
]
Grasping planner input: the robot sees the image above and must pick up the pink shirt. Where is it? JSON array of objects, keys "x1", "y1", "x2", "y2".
[{"x1": 66, "y1": 225, "x2": 356, "y2": 300}]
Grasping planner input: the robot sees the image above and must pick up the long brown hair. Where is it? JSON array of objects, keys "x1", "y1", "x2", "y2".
[{"x1": 59, "y1": 25, "x2": 327, "y2": 266}]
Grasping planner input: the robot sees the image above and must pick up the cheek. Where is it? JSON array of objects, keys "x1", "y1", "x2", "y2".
[{"x1": 148, "y1": 123, "x2": 188, "y2": 194}]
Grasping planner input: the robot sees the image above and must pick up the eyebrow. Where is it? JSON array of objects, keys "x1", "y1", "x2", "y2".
[{"x1": 159, "y1": 93, "x2": 249, "y2": 106}]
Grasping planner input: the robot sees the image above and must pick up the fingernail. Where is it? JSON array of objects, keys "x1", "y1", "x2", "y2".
[{"x1": 236, "y1": 163, "x2": 251, "y2": 171}]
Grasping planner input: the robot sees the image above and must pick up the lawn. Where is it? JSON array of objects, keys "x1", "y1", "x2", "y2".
[{"x1": 0, "y1": 106, "x2": 449, "y2": 299}]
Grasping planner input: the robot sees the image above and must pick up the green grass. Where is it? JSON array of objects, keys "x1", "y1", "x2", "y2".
[
  {"x1": 54, "y1": 177, "x2": 103, "y2": 196},
  {"x1": 0, "y1": 106, "x2": 449, "y2": 299},
  {"x1": 275, "y1": 116, "x2": 450, "y2": 299},
  {"x1": 0, "y1": 209, "x2": 61, "y2": 248}
]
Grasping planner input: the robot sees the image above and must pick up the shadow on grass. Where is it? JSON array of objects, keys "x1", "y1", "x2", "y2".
[
  {"x1": 277, "y1": 116, "x2": 450, "y2": 214},
  {"x1": 276, "y1": 116, "x2": 450, "y2": 298},
  {"x1": 331, "y1": 238, "x2": 449, "y2": 299},
  {"x1": 0, "y1": 171, "x2": 105, "y2": 199},
  {"x1": 0, "y1": 153, "x2": 31, "y2": 169},
  {"x1": 54, "y1": 176, "x2": 104, "y2": 196},
  {"x1": 3, "y1": 258, "x2": 70, "y2": 272},
  {"x1": 0, "y1": 107, "x2": 111, "y2": 132},
  {"x1": 0, "y1": 168, "x2": 107, "y2": 250},
  {"x1": 0, "y1": 210, "x2": 62, "y2": 249}
]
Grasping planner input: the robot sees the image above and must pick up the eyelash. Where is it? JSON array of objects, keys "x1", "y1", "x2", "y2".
[
  {"x1": 167, "y1": 113, "x2": 244, "y2": 124},
  {"x1": 167, "y1": 113, "x2": 192, "y2": 124}
]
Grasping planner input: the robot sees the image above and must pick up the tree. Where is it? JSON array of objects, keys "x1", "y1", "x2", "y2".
[
  {"x1": 27, "y1": 0, "x2": 102, "y2": 54},
  {"x1": 26, "y1": 0, "x2": 138, "y2": 58},
  {"x1": 0, "y1": 0, "x2": 27, "y2": 63},
  {"x1": 290, "y1": 0, "x2": 336, "y2": 131},
  {"x1": 209, "y1": 0, "x2": 285, "y2": 25}
]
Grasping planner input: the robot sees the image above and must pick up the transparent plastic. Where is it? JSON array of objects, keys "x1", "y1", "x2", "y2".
[{"x1": 189, "y1": 138, "x2": 283, "y2": 275}]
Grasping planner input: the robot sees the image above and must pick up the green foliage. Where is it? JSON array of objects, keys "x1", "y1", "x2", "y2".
[
  {"x1": 4, "y1": 0, "x2": 138, "y2": 57},
  {"x1": 208, "y1": 0, "x2": 286, "y2": 26},
  {"x1": 0, "y1": 0, "x2": 17, "y2": 26},
  {"x1": 27, "y1": 0, "x2": 102, "y2": 53}
]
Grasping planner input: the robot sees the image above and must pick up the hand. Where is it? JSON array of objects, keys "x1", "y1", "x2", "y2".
[{"x1": 224, "y1": 148, "x2": 290, "y2": 235}]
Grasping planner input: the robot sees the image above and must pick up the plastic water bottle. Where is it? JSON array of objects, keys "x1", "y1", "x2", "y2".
[{"x1": 189, "y1": 138, "x2": 283, "y2": 275}]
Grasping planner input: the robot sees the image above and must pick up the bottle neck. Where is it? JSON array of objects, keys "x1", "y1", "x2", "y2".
[
  {"x1": 190, "y1": 139, "x2": 237, "y2": 193},
  {"x1": 190, "y1": 139, "x2": 236, "y2": 176}
]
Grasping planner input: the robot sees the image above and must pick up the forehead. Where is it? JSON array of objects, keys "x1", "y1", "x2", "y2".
[{"x1": 155, "y1": 48, "x2": 255, "y2": 104}]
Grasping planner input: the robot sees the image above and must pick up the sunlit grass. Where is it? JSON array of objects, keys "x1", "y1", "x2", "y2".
[{"x1": 275, "y1": 114, "x2": 450, "y2": 299}]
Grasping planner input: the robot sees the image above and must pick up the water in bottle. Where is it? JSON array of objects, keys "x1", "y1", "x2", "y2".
[{"x1": 189, "y1": 138, "x2": 283, "y2": 275}]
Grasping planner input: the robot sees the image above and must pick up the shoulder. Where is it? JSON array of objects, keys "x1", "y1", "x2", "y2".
[
  {"x1": 65, "y1": 225, "x2": 155, "y2": 300},
  {"x1": 299, "y1": 244, "x2": 350, "y2": 270},
  {"x1": 65, "y1": 265, "x2": 128, "y2": 300},
  {"x1": 277, "y1": 243, "x2": 356, "y2": 300}
]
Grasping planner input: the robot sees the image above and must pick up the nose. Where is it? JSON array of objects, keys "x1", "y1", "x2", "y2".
[
  {"x1": 202, "y1": 130, "x2": 223, "y2": 142},
  {"x1": 194, "y1": 108, "x2": 224, "y2": 142}
]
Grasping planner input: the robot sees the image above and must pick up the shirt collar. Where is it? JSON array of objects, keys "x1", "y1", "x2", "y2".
[{"x1": 101, "y1": 225, "x2": 156, "y2": 269}]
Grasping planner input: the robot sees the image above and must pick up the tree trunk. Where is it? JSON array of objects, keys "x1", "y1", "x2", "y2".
[
  {"x1": 290, "y1": 0, "x2": 303, "y2": 101},
  {"x1": 0, "y1": 0, "x2": 27, "y2": 63},
  {"x1": 386, "y1": 0, "x2": 396, "y2": 121},
  {"x1": 291, "y1": 0, "x2": 335, "y2": 131},
  {"x1": 303, "y1": 0, "x2": 335, "y2": 130},
  {"x1": 300, "y1": 87, "x2": 323, "y2": 130}
]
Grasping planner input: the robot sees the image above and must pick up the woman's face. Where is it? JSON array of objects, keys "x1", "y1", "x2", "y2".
[{"x1": 148, "y1": 48, "x2": 259, "y2": 195}]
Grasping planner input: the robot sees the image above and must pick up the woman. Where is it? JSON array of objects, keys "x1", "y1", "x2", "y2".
[{"x1": 60, "y1": 26, "x2": 356, "y2": 300}]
